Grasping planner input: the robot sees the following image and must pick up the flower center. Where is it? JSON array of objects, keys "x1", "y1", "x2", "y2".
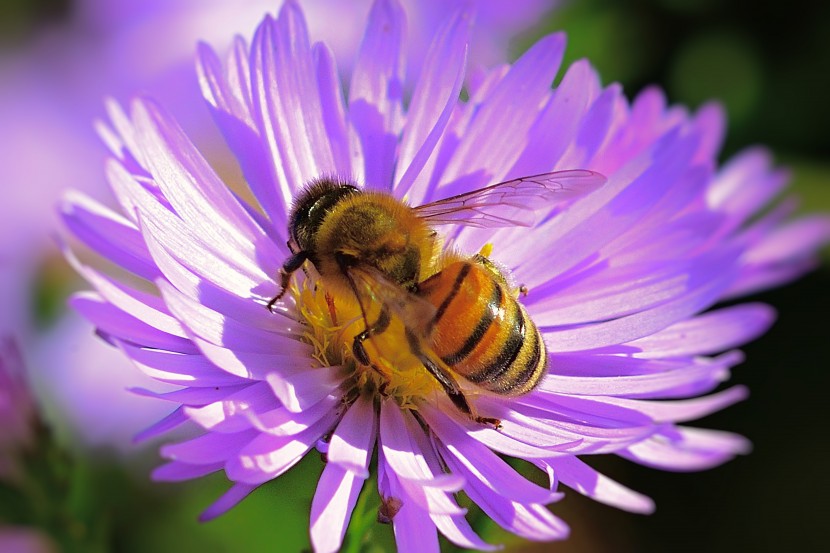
[{"x1": 291, "y1": 277, "x2": 442, "y2": 410}]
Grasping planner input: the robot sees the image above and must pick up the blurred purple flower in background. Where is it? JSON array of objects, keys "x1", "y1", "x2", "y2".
[
  {"x1": 0, "y1": 527, "x2": 57, "y2": 553},
  {"x1": 0, "y1": 339, "x2": 36, "y2": 481},
  {"x1": 60, "y1": 0, "x2": 830, "y2": 550},
  {"x1": 0, "y1": 0, "x2": 557, "y2": 453},
  {"x1": 31, "y1": 312, "x2": 176, "y2": 452}
]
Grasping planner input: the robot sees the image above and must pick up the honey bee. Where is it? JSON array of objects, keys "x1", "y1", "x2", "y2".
[{"x1": 269, "y1": 171, "x2": 605, "y2": 425}]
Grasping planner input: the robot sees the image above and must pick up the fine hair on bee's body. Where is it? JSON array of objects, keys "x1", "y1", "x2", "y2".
[
  {"x1": 273, "y1": 177, "x2": 439, "y2": 302},
  {"x1": 270, "y1": 170, "x2": 606, "y2": 424}
]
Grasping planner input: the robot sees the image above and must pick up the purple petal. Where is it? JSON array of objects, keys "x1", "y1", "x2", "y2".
[
  {"x1": 627, "y1": 303, "x2": 776, "y2": 358},
  {"x1": 130, "y1": 383, "x2": 250, "y2": 406},
  {"x1": 249, "y1": 4, "x2": 341, "y2": 199},
  {"x1": 598, "y1": 166, "x2": 713, "y2": 259},
  {"x1": 431, "y1": 511, "x2": 499, "y2": 551},
  {"x1": 68, "y1": 254, "x2": 185, "y2": 338},
  {"x1": 197, "y1": 39, "x2": 287, "y2": 227},
  {"x1": 327, "y1": 394, "x2": 377, "y2": 477},
  {"x1": 546, "y1": 456, "x2": 655, "y2": 514},
  {"x1": 140, "y1": 224, "x2": 284, "y2": 326},
  {"x1": 225, "y1": 408, "x2": 337, "y2": 484},
  {"x1": 157, "y1": 279, "x2": 308, "y2": 355},
  {"x1": 513, "y1": 393, "x2": 653, "y2": 429},
  {"x1": 745, "y1": 215, "x2": 830, "y2": 265},
  {"x1": 162, "y1": 429, "x2": 258, "y2": 464},
  {"x1": 131, "y1": 100, "x2": 281, "y2": 266},
  {"x1": 708, "y1": 147, "x2": 787, "y2": 226},
  {"x1": 542, "y1": 250, "x2": 738, "y2": 352},
  {"x1": 529, "y1": 259, "x2": 712, "y2": 327},
  {"x1": 107, "y1": 160, "x2": 271, "y2": 297},
  {"x1": 133, "y1": 406, "x2": 189, "y2": 444},
  {"x1": 246, "y1": 393, "x2": 341, "y2": 437},
  {"x1": 619, "y1": 427, "x2": 751, "y2": 472},
  {"x1": 691, "y1": 101, "x2": 726, "y2": 165},
  {"x1": 349, "y1": 0, "x2": 406, "y2": 189},
  {"x1": 189, "y1": 338, "x2": 316, "y2": 381},
  {"x1": 438, "y1": 33, "x2": 567, "y2": 194},
  {"x1": 592, "y1": 86, "x2": 677, "y2": 177},
  {"x1": 597, "y1": 385, "x2": 749, "y2": 423},
  {"x1": 153, "y1": 460, "x2": 224, "y2": 482},
  {"x1": 509, "y1": 59, "x2": 601, "y2": 180},
  {"x1": 310, "y1": 463, "x2": 364, "y2": 553},
  {"x1": 60, "y1": 192, "x2": 159, "y2": 280},
  {"x1": 726, "y1": 258, "x2": 819, "y2": 299},
  {"x1": 199, "y1": 483, "x2": 258, "y2": 522},
  {"x1": 509, "y1": 128, "x2": 704, "y2": 284},
  {"x1": 379, "y1": 402, "x2": 464, "y2": 490},
  {"x1": 102, "y1": 98, "x2": 148, "y2": 171},
  {"x1": 378, "y1": 448, "x2": 440, "y2": 553},
  {"x1": 313, "y1": 42, "x2": 358, "y2": 180},
  {"x1": 481, "y1": 398, "x2": 656, "y2": 455},
  {"x1": 265, "y1": 365, "x2": 346, "y2": 413},
  {"x1": 184, "y1": 384, "x2": 277, "y2": 433},
  {"x1": 379, "y1": 403, "x2": 467, "y2": 517},
  {"x1": 119, "y1": 341, "x2": 244, "y2": 387},
  {"x1": 559, "y1": 83, "x2": 623, "y2": 170},
  {"x1": 459, "y1": 470, "x2": 569, "y2": 542},
  {"x1": 394, "y1": 7, "x2": 470, "y2": 202},
  {"x1": 70, "y1": 292, "x2": 196, "y2": 353},
  {"x1": 419, "y1": 402, "x2": 577, "y2": 459},
  {"x1": 431, "y1": 421, "x2": 557, "y2": 504},
  {"x1": 539, "y1": 351, "x2": 742, "y2": 398}
]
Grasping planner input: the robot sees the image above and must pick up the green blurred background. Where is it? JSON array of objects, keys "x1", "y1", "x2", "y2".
[{"x1": 1, "y1": 0, "x2": 828, "y2": 551}]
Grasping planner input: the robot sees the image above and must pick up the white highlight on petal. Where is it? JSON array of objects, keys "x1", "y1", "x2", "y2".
[{"x1": 327, "y1": 394, "x2": 377, "y2": 477}]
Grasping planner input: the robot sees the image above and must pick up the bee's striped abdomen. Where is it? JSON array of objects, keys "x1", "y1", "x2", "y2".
[{"x1": 417, "y1": 260, "x2": 547, "y2": 396}]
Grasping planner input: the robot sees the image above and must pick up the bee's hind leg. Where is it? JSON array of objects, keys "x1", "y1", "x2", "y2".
[{"x1": 403, "y1": 329, "x2": 501, "y2": 429}]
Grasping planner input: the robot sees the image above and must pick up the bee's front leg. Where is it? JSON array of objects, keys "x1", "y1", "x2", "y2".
[{"x1": 267, "y1": 251, "x2": 309, "y2": 312}]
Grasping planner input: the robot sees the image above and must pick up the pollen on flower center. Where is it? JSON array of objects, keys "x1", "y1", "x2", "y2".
[{"x1": 290, "y1": 276, "x2": 442, "y2": 409}]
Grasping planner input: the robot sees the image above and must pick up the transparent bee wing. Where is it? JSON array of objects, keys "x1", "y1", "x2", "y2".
[
  {"x1": 345, "y1": 264, "x2": 437, "y2": 338},
  {"x1": 345, "y1": 264, "x2": 486, "y2": 422},
  {"x1": 413, "y1": 169, "x2": 606, "y2": 228}
]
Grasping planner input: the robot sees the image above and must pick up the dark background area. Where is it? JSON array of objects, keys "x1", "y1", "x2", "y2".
[{"x1": 1, "y1": 0, "x2": 827, "y2": 551}]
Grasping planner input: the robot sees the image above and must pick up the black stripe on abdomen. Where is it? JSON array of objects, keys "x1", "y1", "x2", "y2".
[
  {"x1": 441, "y1": 283, "x2": 502, "y2": 366},
  {"x1": 464, "y1": 299, "x2": 525, "y2": 384},
  {"x1": 433, "y1": 263, "x2": 472, "y2": 324},
  {"x1": 505, "y1": 325, "x2": 546, "y2": 393}
]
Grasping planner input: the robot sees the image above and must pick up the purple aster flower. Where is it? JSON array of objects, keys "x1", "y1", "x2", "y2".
[{"x1": 61, "y1": 0, "x2": 830, "y2": 551}]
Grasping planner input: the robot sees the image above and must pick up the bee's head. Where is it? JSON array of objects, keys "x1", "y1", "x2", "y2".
[{"x1": 289, "y1": 177, "x2": 361, "y2": 253}]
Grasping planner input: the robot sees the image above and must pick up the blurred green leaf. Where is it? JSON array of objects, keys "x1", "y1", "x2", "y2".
[
  {"x1": 515, "y1": 1, "x2": 656, "y2": 86},
  {"x1": 669, "y1": 30, "x2": 763, "y2": 125},
  {"x1": 126, "y1": 455, "x2": 324, "y2": 553},
  {"x1": 783, "y1": 157, "x2": 830, "y2": 263},
  {"x1": 785, "y1": 158, "x2": 830, "y2": 213},
  {"x1": 31, "y1": 255, "x2": 76, "y2": 330}
]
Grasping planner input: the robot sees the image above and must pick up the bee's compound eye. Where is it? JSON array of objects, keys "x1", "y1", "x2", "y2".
[{"x1": 290, "y1": 178, "x2": 361, "y2": 250}]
